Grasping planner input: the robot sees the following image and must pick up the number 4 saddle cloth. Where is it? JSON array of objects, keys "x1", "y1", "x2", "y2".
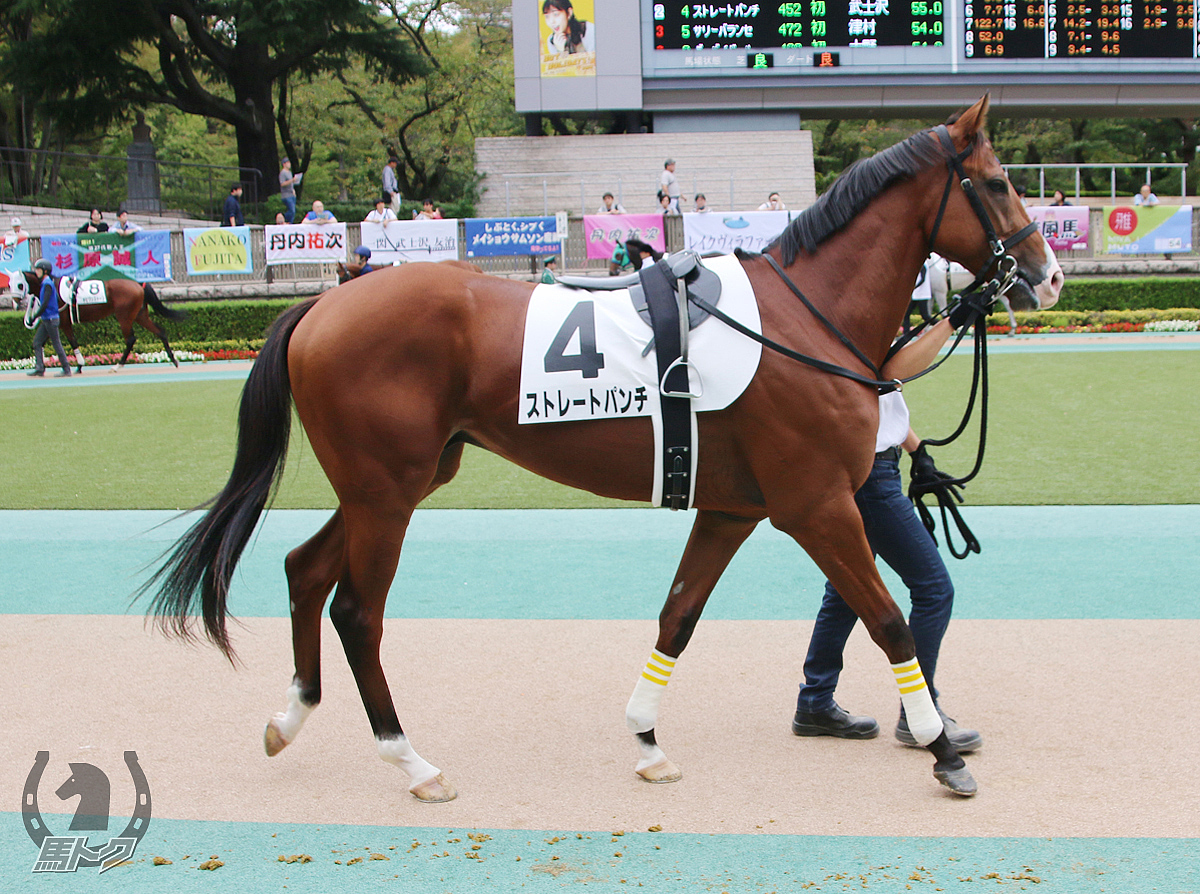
[{"x1": 519, "y1": 253, "x2": 763, "y2": 504}]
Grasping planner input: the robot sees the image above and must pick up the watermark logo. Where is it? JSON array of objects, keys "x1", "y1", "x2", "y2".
[{"x1": 22, "y1": 751, "x2": 152, "y2": 873}]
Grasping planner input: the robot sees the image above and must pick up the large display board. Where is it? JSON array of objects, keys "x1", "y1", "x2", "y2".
[{"x1": 644, "y1": 0, "x2": 1198, "y2": 75}]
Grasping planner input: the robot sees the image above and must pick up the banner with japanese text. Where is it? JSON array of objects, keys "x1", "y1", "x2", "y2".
[
  {"x1": 264, "y1": 223, "x2": 348, "y2": 264},
  {"x1": 40, "y1": 231, "x2": 171, "y2": 282},
  {"x1": 360, "y1": 219, "x2": 459, "y2": 263},
  {"x1": 1027, "y1": 205, "x2": 1089, "y2": 252},
  {"x1": 464, "y1": 217, "x2": 561, "y2": 257},
  {"x1": 582, "y1": 214, "x2": 666, "y2": 260},
  {"x1": 183, "y1": 226, "x2": 253, "y2": 275},
  {"x1": 1102, "y1": 205, "x2": 1192, "y2": 254},
  {"x1": 0, "y1": 237, "x2": 31, "y2": 290},
  {"x1": 682, "y1": 211, "x2": 792, "y2": 255}
]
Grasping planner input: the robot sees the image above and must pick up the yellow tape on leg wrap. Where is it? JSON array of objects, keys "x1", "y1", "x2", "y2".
[
  {"x1": 891, "y1": 659, "x2": 943, "y2": 746},
  {"x1": 626, "y1": 650, "x2": 676, "y2": 733}
]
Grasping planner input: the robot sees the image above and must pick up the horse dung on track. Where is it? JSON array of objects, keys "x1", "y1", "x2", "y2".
[{"x1": 146, "y1": 96, "x2": 1062, "y2": 803}]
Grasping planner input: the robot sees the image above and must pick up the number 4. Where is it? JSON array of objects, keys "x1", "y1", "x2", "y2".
[{"x1": 544, "y1": 300, "x2": 605, "y2": 379}]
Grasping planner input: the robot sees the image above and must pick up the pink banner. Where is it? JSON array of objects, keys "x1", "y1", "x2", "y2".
[
  {"x1": 1028, "y1": 205, "x2": 1089, "y2": 251},
  {"x1": 582, "y1": 214, "x2": 667, "y2": 260}
]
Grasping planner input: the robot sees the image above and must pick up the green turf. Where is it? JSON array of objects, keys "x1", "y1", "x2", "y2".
[{"x1": 0, "y1": 350, "x2": 1195, "y2": 509}]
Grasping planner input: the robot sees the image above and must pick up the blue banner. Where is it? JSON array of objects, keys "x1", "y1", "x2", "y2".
[
  {"x1": 1102, "y1": 205, "x2": 1193, "y2": 254},
  {"x1": 0, "y1": 237, "x2": 31, "y2": 290},
  {"x1": 40, "y1": 231, "x2": 172, "y2": 282},
  {"x1": 464, "y1": 217, "x2": 560, "y2": 257}
]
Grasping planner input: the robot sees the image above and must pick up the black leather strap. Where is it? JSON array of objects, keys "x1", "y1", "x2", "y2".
[{"x1": 639, "y1": 259, "x2": 693, "y2": 510}]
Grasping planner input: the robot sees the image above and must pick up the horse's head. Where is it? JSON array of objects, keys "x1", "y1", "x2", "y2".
[{"x1": 927, "y1": 95, "x2": 1063, "y2": 311}]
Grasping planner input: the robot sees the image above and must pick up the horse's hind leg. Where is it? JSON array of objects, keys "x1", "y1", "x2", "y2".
[
  {"x1": 626, "y1": 510, "x2": 759, "y2": 782},
  {"x1": 330, "y1": 495, "x2": 456, "y2": 802},
  {"x1": 59, "y1": 320, "x2": 85, "y2": 373},
  {"x1": 134, "y1": 305, "x2": 179, "y2": 367},
  {"x1": 265, "y1": 509, "x2": 346, "y2": 756},
  {"x1": 778, "y1": 498, "x2": 975, "y2": 796}
]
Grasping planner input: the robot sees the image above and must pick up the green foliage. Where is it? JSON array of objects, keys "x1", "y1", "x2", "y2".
[{"x1": 1051, "y1": 278, "x2": 1200, "y2": 311}]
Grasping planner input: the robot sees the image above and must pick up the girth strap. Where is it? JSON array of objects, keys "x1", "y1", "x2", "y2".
[{"x1": 639, "y1": 258, "x2": 695, "y2": 510}]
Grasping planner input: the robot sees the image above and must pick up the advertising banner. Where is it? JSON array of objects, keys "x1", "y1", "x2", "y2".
[
  {"x1": 183, "y1": 226, "x2": 254, "y2": 275},
  {"x1": 464, "y1": 217, "x2": 561, "y2": 257},
  {"x1": 539, "y1": 0, "x2": 596, "y2": 77},
  {"x1": 360, "y1": 219, "x2": 459, "y2": 263},
  {"x1": 1027, "y1": 205, "x2": 1090, "y2": 252},
  {"x1": 40, "y1": 231, "x2": 171, "y2": 282},
  {"x1": 0, "y1": 238, "x2": 31, "y2": 290},
  {"x1": 582, "y1": 214, "x2": 666, "y2": 260},
  {"x1": 1102, "y1": 205, "x2": 1193, "y2": 254},
  {"x1": 264, "y1": 223, "x2": 348, "y2": 264},
  {"x1": 682, "y1": 210, "x2": 792, "y2": 255}
]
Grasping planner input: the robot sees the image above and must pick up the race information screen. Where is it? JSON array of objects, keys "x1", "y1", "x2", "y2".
[
  {"x1": 651, "y1": 0, "x2": 947, "y2": 49},
  {"x1": 963, "y1": 0, "x2": 1197, "y2": 57}
]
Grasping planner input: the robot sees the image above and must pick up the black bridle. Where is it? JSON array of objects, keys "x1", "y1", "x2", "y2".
[{"x1": 687, "y1": 123, "x2": 1043, "y2": 555}]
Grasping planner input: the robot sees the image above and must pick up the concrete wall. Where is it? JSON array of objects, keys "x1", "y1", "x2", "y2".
[{"x1": 475, "y1": 130, "x2": 816, "y2": 218}]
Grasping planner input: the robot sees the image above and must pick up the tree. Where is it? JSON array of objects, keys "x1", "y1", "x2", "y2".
[{"x1": 9, "y1": 0, "x2": 425, "y2": 197}]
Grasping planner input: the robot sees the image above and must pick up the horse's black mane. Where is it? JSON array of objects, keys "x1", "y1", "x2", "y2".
[{"x1": 772, "y1": 125, "x2": 981, "y2": 265}]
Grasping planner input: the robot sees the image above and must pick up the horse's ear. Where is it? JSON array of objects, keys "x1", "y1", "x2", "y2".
[{"x1": 947, "y1": 94, "x2": 990, "y2": 139}]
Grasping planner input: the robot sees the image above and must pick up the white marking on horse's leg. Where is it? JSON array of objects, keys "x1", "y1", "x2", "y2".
[
  {"x1": 264, "y1": 681, "x2": 315, "y2": 756},
  {"x1": 378, "y1": 735, "x2": 456, "y2": 802},
  {"x1": 892, "y1": 659, "x2": 943, "y2": 746},
  {"x1": 626, "y1": 650, "x2": 682, "y2": 782}
]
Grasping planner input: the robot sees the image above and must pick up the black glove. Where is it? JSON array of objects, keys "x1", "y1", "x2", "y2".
[
  {"x1": 907, "y1": 443, "x2": 963, "y2": 504},
  {"x1": 946, "y1": 290, "x2": 994, "y2": 330}
]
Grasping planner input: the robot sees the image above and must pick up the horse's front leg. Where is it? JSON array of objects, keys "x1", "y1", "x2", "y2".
[
  {"x1": 59, "y1": 321, "x2": 85, "y2": 373},
  {"x1": 781, "y1": 497, "x2": 975, "y2": 796},
  {"x1": 626, "y1": 510, "x2": 758, "y2": 782}
]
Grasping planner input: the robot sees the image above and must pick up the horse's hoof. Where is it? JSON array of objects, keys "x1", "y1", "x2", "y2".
[
  {"x1": 109, "y1": 366, "x2": 122, "y2": 374},
  {"x1": 636, "y1": 759, "x2": 682, "y2": 784},
  {"x1": 934, "y1": 765, "x2": 977, "y2": 797},
  {"x1": 409, "y1": 773, "x2": 457, "y2": 803},
  {"x1": 263, "y1": 720, "x2": 290, "y2": 757}
]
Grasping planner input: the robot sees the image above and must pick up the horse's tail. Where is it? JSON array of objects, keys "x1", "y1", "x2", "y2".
[
  {"x1": 143, "y1": 282, "x2": 187, "y2": 321},
  {"x1": 142, "y1": 297, "x2": 320, "y2": 661}
]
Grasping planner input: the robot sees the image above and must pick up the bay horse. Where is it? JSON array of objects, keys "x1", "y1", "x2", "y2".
[
  {"x1": 16, "y1": 271, "x2": 185, "y2": 371},
  {"x1": 146, "y1": 96, "x2": 1062, "y2": 803}
]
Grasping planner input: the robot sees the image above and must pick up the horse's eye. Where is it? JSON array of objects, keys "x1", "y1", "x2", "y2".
[{"x1": 986, "y1": 178, "x2": 1009, "y2": 195}]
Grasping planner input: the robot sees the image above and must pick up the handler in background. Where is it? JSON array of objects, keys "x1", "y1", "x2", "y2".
[
  {"x1": 790, "y1": 295, "x2": 982, "y2": 753},
  {"x1": 26, "y1": 258, "x2": 72, "y2": 378}
]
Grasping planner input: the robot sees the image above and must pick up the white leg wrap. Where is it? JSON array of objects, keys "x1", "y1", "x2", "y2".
[
  {"x1": 625, "y1": 650, "x2": 676, "y2": 733},
  {"x1": 892, "y1": 659, "x2": 943, "y2": 747},
  {"x1": 271, "y1": 682, "x2": 315, "y2": 743},
  {"x1": 635, "y1": 739, "x2": 670, "y2": 774},
  {"x1": 378, "y1": 735, "x2": 440, "y2": 789}
]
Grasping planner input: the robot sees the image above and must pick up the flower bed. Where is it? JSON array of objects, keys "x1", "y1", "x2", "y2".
[{"x1": 0, "y1": 347, "x2": 256, "y2": 371}]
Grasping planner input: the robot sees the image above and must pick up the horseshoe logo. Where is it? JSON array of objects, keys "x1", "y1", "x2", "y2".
[{"x1": 23, "y1": 751, "x2": 152, "y2": 870}]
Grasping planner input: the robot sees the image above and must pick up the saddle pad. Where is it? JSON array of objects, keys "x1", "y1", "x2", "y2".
[
  {"x1": 518, "y1": 253, "x2": 761, "y2": 425},
  {"x1": 62, "y1": 278, "x2": 107, "y2": 306}
]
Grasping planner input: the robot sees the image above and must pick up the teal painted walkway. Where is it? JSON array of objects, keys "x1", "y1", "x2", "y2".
[
  {"x1": 1, "y1": 506, "x2": 1196, "y2": 620},
  {"x1": 2, "y1": 816, "x2": 1194, "y2": 893}
]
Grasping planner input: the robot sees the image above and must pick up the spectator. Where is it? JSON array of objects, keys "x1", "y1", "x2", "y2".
[
  {"x1": 659, "y1": 159, "x2": 681, "y2": 213},
  {"x1": 543, "y1": 0, "x2": 594, "y2": 55},
  {"x1": 3, "y1": 217, "x2": 27, "y2": 246},
  {"x1": 113, "y1": 208, "x2": 142, "y2": 235},
  {"x1": 1015, "y1": 184, "x2": 1029, "y2": 206},
  {"x1": 693, "y1": 193, "x2": 710, "y2": 213},
  {"x1": 758, "y1": 192, "x2": 786, "y2": 211},
  {"x1": 337, "y1": 245, "x2": 375, "y2": 283},
  {"x1": 415, "y1": 199, "x2": 440, "y2": 220},
  {"x1": 541, "y1": 256, "x2": 559, "y2": 283},
  {"x1": 364, "y1": 197, "x2": 398, "y2": 226},
  {"x1": 597, "y1": 192, "x2": 626, "y2": 214},
  {"x1": 77, "y1": 208, "x2": 108, "y2": 234},
  {"x1": 1134, "y1": 184, "x2": 1159, "y2": 206},
  {"x1": 25, "y1": 258, "x2": 71, "y2": 378},
  {"x1": 625, "y1": 238, "x2": 662, "y2": 270},
  {"x1": 223, "y1": 185, "x2": 244, "y2": 227},
  {"x1": 274, "y1": 212, "x2": 287, "y2": 225},
  {"x1": 303, "y1": 200, "x2": 337, "y2": 225},
  {"x1": 382, "y1": 156, "x2": 401, "y2": 215},
  {"x1": 658, "y1": 193, "x2": 675, "y2": 215},
  {"x1": 1050, "y1": 189, "x2": 1071, "y2": 206},
  {"x1": 279, "y1": 158, "x2": 301, "y2": 223}
]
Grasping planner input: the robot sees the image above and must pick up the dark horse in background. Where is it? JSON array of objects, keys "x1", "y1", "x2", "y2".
[
  {"x1": 146, "y1": 97, "x2": 1063, "y2": 804},
  {"x1": 17, "y1": 271, "x2": 186, "y2": 371}
]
